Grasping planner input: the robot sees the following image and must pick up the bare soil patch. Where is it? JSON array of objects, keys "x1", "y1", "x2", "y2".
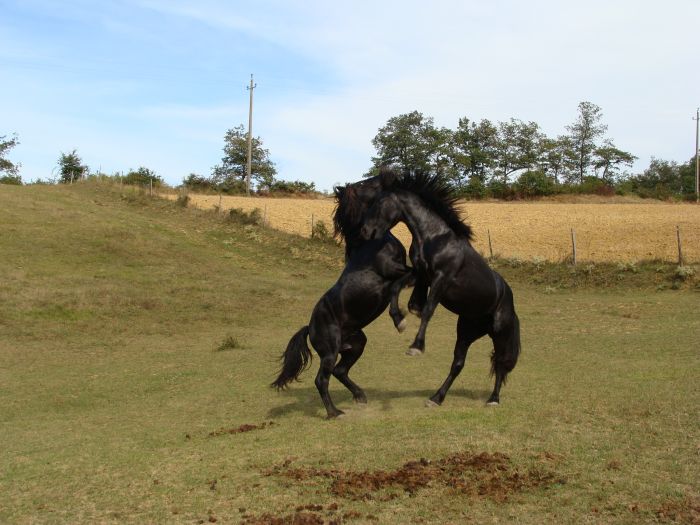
[
  {"x1": 266, "y1": 451, "x2": 562, "y2": 502},
  {"x1": 208, "y1": 421, "x2": 275, "y2": 437}
]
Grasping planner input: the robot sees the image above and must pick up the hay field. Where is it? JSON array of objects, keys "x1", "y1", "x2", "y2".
[{"x1": 178, "y1": 193, "x2": 700, "y2": 263}]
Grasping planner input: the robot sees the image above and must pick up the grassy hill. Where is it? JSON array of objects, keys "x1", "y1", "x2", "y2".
[{"x1": 0, "y1": 182, "x2": 698, "y2": 524}]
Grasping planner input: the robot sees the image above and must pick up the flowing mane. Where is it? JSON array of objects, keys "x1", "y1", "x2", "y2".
[
  {"x1": 393, "y1": 171, "x2": 473, "y2": 240},
  {"x1": 332, "y1": 184, "x2": 363, "y2": 242}
]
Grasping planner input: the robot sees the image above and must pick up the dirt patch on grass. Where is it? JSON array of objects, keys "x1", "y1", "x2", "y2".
[
  {"x1": 239, "y1": 502, "x2": 356, "y2": 525},
  {"x1": 656, "y1": 496, "x2": 700, "y2": 524},
  {"x1": 208, "y1": 421, "x2": 275, "y2": 437},
  {"x1": 266, "y1": 451, "x2": 563, "y2": 503}
]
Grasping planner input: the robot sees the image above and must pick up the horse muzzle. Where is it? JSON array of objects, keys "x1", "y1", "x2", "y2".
[{"x1": 360, "y1": 224, "x2": 377, "y2": 240}]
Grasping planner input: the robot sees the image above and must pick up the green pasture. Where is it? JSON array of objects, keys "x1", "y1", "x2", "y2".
[{"x1": 0, "y1": 183, "x2": 698, "y2": 524}]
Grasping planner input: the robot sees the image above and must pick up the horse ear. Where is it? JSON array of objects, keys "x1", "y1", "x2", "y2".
[{"x1": 379, "y1": 166, "x2": 397, "y2": 189}]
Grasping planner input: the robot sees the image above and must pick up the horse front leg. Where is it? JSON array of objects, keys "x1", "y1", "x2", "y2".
[
  {"x1": 407, "y1": 272, "x2": 447, "y2": 356},
  {"x1": 388, "y1": 271, "x2": 415, "y2": 332}
]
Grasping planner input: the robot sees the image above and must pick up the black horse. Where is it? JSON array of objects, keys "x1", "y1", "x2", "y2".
[
  {"x1": 271, "y1": 176, "x2": 415, "y2": 418},
  {"x1": 360, "y1": 170, "x2": 521, "y2": 406}
]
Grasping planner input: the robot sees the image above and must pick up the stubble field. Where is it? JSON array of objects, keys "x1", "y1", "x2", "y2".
[{"x1": 178, "y1": 193, "x2": 700, "y2": 263}]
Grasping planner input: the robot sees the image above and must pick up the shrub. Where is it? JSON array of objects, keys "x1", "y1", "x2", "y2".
[
  {"x1": 515, "y1": 170, "x2": 555, "y2": 198},
  {"x1": 458, "y1": 177, "x2": 487, "y2": 200},
  {"x1": 182, "y1": 173, "x2": 215, "y2": 192},
  {"x1": 227, "y1": 207, "x2": 263, "y2": 226},
  {"x1": 311, "y1": 219, "x2": 334, "y2": 243},
  {"x1": 176, "y1": 194, "x2": 190, "y2": 207},
  {"x1": 266, "y1": 180, "x2": 317, "y2": 195},
  {"x1": 123, "y1": 167, "x2": 163, "y2": 188},
  {"x1": 0, "y1": 174, "x2": 22, "y2": 185}
]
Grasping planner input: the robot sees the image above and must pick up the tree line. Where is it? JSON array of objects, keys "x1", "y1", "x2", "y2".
[
  {"x1": 366, "y1": 102, "x2": 696, "y2": 200},
  {"x1": 1, "y1": 101, "x2": 697, "y2": 200}
]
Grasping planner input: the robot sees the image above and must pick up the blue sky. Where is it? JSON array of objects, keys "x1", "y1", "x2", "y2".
[{"x1": 2, "y1": 0, "x2": 699, "y2": 190}]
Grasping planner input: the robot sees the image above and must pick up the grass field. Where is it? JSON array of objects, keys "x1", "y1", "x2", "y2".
[
  {"x1": 176, "y1": 192, "x2": 700, "y2": 264},
  {"x1": 1, "y1": 182, "x2": 699, "y2": 524}
]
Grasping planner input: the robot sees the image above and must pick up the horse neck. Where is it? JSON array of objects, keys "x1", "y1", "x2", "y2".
[{"x1": 396, "y1": 191, "x2": 452, "y2": 243}]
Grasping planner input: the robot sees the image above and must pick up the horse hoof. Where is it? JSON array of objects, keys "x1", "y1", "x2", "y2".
[
  {"x1": 396, "y1": 318, "x2": 407, "y2": 333},
  {"x1": 486, "y1": 401, "x2": 499, "y2": 407},
  {"x1": 406, "y1": 347, "x2": 423, "y2": 356},
  {"x1": 425, "y1": 399, "x2": 440, "y2": 408},
  {"x1": 354, "y1": 396, "x2": 367, "y2": 404},
  {"x1": 327, "y1": 410, "x2": 346, "y2": 419},
  {"x1": 408, "y1": 307, "x2": 422, "y2": 317}
]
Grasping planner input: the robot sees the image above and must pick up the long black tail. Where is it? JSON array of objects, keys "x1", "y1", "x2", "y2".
[
  {"x1": 271, "y1": 326, "x2": 312, "y2": 390},
  {"x1": 491, "y1": 282, "x2": 521, "y2": 384}
]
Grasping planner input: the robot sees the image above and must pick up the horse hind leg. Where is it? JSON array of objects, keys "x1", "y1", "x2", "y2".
[
  {"x1": 310, "y1": 324, "x2": 344, "y2": 419},
  {"x1": 487, "y1": 310, "x2": 521, "y2": 406},
  {"x1": 333, "y1": 330, "x2": 368, "y2": 404},
  {"x1": 427, "y1": 316, "x2": 486, "y2": 406}
]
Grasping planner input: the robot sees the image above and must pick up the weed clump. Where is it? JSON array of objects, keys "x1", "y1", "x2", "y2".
[
  {"x1": 176, "y1": 194, "x2": 190, "y2": 207},
  {"x1": 216, "y1": 335, "x2": 242, "y2": 352}
]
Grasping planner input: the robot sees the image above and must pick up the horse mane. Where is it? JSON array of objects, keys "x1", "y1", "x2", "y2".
[
  {"x1": 332, "y1": 184, "x2": 363, "y2": 241},
  {"x1": 393, "y1": 171, "x2": 473, "y2": 240}
]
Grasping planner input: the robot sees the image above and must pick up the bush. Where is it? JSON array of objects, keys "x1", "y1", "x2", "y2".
[
  {"x1": 486, "y1": 179, "x2": 516, "y2": 200},
  {"x1": 182, "y1": 173, "x2": 215, "y2": 192},
  {"x1": 458, "y1": 177, "x2": 487, "y2": 200},
  {"x1": 123, "y1": 167, "x2": 163, "y2": 188},
  {"x1": 227, "y1": 207, "x2": 263, "y2": 226},
  {"x1": 311, "y1": 219, "x2": 335, "y2": 243},
  {"x1": 266, "y1": 180, "x2": 317, "y2": 195},
  {"x1": 176, "y1": 194, "x2": 190, "y2": 207},
  {"x1": 0, "y1": 174, "x2": 22, "y2": 185},
  {"x1": 515, "y1": 170, "x2": 555, "y2": 198}
]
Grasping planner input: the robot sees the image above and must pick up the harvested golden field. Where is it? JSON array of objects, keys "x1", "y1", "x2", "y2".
[{"x1": 177, "y1": 193, "x2": 700, "y2": 263}]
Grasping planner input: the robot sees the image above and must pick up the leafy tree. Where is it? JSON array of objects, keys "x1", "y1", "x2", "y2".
[
  {"x1": 57, "y1": 150, "x2": 88, "y2": 184},
  {"x1": 492, "y1": 119, "x2": 543, "y2": 183},
  {"x1": 628, "y1": 157, "x2": 695, "y2": 199},
  {"x1": 0, "y1": 133, "x2": 21, "y2": 179},
  {"x1": 593, "y1": 141, "x2": 637, "y2": 182},
  {"x1": 537, "y1": 136, "x2": 568, "y2": 184},
  {"x1": 565, "y1": 101, "x2": 608, "y2": 183},
  {"x1": 211, "y1": 125, "x2": 277, "y2": 193},
  {"x1": 123, "y1": 167, "x2": 163, "y2": 187},
  {"x1": 452, "y1": 118, "x2": 498, "y2": 185},
  {"x1": 369, "y1": 111, "x2": 440, "y2": 174}
]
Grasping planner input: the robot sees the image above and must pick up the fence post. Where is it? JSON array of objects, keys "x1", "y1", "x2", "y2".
[
  {"x1": 677, "y1": 225, "x2": 683, "y2": 266},
  {"x1": 311, "y1": 213, "x2": 315, "y2": 238},
  {"x1": 218, "y1": 192, "x2": 222, "y2": 213},
  {"x1": 487, "y1": 229, "x2": 494, "y2": 259},
  {"x1": 571, "y1": 228, "x2": 577, "y2": 265},
  {"x1": 263, "y1": 204, "x2": 267, "y2": 227}
]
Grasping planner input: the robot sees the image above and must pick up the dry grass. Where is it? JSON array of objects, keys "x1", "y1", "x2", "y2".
[{"x1": 175, "y1": 193, "x2": 700, "y2": 263}]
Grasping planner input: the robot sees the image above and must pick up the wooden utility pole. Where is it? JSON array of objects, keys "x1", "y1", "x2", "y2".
[
  {"x1": 246, "y1": 74, "x2": 257, "y2": 196},
  {"x1": 694, "y1": 108, "x2": 699, "y2": 203}
]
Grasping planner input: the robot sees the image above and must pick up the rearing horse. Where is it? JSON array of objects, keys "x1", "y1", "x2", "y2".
[
  {"x1": 271, "y1": 175, "x2": 415, "y2": 418},
  {"x1": 360, "y1": 170, "x2": 521, "y2": 406}
]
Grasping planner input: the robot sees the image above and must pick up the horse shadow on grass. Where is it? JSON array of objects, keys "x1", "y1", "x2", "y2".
[{"x1": 267, "y1": 385, "x2": 492, "y2": 419}]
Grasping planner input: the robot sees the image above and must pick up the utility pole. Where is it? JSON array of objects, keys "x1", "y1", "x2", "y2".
[
  {"x1": 694, "y1": 108, "x2": 699, "y2": 204},
  {"x1": 246, "y1": 74, "x2": 257, "y2": 196}
]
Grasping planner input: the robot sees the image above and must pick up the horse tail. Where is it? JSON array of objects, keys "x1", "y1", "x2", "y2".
[
  {"x1": 271, "y1": 326, "x2": 312, "y2": 390},
  {"x1": 490, "y1": 282, "x2": 521, "y2": 384}
]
